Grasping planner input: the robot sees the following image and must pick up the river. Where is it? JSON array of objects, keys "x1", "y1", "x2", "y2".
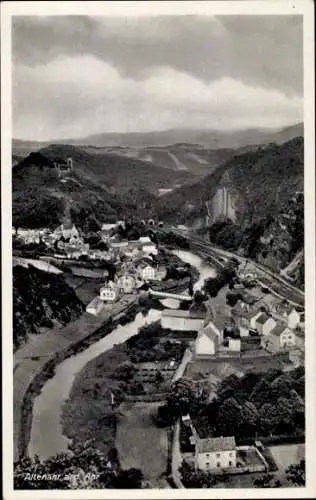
[
  {"x1": 28, "y1": 250, "x2": 215, "y2": 459},
  {"x1": 171, "y1": 249, "x2": 216, "y2": 290}
]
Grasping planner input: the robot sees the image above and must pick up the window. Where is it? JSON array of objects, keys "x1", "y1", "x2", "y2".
[
  {"x1": 216, "y1": 453, "x2": 220, "y2": 458},
  {"x1": 206, "y1": 462, "x2": 210, "y2": 468},
  {"x1": 205, "y1": 453, "x2": 209, "y2": 458},
  {"x1": 217, "y1": 462, "x2": 221, "y2": 468},
  {"x1": 229, "y1": 461, "x2": 233, "y2": 466}
]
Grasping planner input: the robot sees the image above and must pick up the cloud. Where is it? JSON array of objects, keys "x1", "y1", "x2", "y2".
[
  {"x1": 12, "y1": 15, "x2": 303, "y2": 95},
  {"x1": 13, "y1": 55, "x2": 303, "y2": 141}
]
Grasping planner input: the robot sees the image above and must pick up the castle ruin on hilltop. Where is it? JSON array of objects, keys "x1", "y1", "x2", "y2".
[{"x1": 53, "y1": 157, "x2": 73, "y2": 176}]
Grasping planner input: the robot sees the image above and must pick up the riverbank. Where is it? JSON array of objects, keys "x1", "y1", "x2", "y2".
[
  {"x1": 13, "y1": 246, "x2": 196, "y2": 462},
  {"x1": 14, "y1": 248, "x2": 208, "y2": 470},
  {"x1": 15, "y1": 294, "x2": 161, "y2": 461},
  {"x1": 61, "y1": 319, "x2": 192, "y2": 484}
]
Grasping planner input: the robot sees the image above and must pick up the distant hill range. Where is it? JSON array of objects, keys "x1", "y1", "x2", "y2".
[
  {"x1": 12, "y1": 126, "x2": 304, "y2": 271},
  {"x1": 13, "y1": 121, "x2": 303, "y2": 154}
]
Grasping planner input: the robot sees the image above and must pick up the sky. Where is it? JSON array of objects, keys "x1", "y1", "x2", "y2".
[{"x1": 12, "y1": 15, "x2": 303, "y2": 141}]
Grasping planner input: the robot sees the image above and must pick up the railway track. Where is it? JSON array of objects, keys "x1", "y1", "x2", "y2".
[{"x1": 165, "y1": 228, "x2": 305, "y2": 307}]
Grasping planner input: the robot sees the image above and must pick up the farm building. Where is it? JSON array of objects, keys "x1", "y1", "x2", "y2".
[
  {"x1": 194, "y1": 435, "x2": 237, "y2": 471},
  {"x1": 161, "y1": 309, "x2": 205, "y2": 331}
]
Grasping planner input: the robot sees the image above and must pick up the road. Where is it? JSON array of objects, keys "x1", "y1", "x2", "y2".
[
  {"x1": 167, "y1": 228, "x2": 304, "y2": 307},
  {"x1": 171, "y1": 420, "x2": 185, "y2": 489}
]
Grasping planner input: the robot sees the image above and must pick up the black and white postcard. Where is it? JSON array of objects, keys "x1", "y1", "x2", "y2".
[{"x1": 1, "y1": 1, "x2": 315, "y2": 499}]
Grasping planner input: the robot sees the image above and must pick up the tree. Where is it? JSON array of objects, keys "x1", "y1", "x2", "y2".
[
  {"x1": 203, "y1": 277, "x2": 222, "y2": 297},
  {"x1": 154, "y1": 370, "x2": 164, "y2": 387},
  {"x1": 217, "y1": 397, "x2": 242, "y2": 436},
  {"x1": 285, "y1": 460, "x2": 305, "y2": 486},
  {"x1": 166, "y1": 378, "x2": 199, "y2": 418},
  {"x1": 112, "y1": 361, "x2": 137, "y2": 382},
  {"x1": 239, "y1": 401, "x2": 259, "y2": 437},
  {"x1": 253, "y1": 473, "x2": 274, "y2": 488},
  {"x1": 249, "y1": 378, "x2": 273, "y2": 406},
  {"x1": 258, "y1": 403, "x2": 279, "y2": 436},
  {"x1": 275, "y1": 397, "x2": 295, "y2": 434},
  {"x1": 113, "y1": 468, "x2": 143, "y2": 488},
  {"x1": 179, "y1": 460, "x2": 217, "y2": 488},
  {"x1": 14, "y1": 445, "x2": 145, "y2": 490}
]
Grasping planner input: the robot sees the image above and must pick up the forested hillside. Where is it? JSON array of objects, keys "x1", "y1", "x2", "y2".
[{"x1": 13, "y1": 265, "x2": 84, "y2": 350}]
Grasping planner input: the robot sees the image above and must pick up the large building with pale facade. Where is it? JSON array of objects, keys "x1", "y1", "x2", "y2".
[{"x1": 195, "y1": 435, "x2": 237, "y2": 471}]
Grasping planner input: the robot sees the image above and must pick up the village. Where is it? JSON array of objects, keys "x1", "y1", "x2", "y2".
[{"x1": 12, "y1": 214, "x2": 305, "y2": 488}]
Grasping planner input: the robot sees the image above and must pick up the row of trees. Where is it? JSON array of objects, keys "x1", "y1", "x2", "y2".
[
  {"x1": 14, "y1": 445, "x2": 143, "y2": 489},
  {"x1": 156, "y1": 367, "x2": 305, "y2": 440},
  {"x1": 179, "y1": 458, "x2": 305, "y2": 488},
  {"x1": 195, "y1": 368, "x2": 305, "y2": 440}
]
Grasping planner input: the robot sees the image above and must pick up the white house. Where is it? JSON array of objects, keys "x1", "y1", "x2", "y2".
[
  {"x1": 138, "y1": 237, "x2": 157, "y2": 255},
  {"x1": 255, "y1": 312, "x2": 277, "y2": 336},
  {"x1": 262, "y1": 323, "x2": 296, "y2": 352},
  {"x1": 161, "y1": 309, "x2": 205, "y2": 331},
  {"x1": 117, "y1": 274, "x2": 136, "y2": 294},
  {"x1": 86, "y1": 296, "x2": 104, "y2": 316},
  {"x1": 54, "y1": 223, "x2": 79, "y2": 241},
  {"x1": 100, "y1": 281, "x2": 118, "y2": 302},
  {"x1": 287, "y1": 308, "x2": 301, "y2": 330},
  {"x1": 195, "y1": 436, "x2": 237, "y2": 471},
  {"x1": 195, "y1": 322, "x2": 220, "y2": 359},
  {"x1": 16, "y1": 228, "x2": 41, "y2": 244},
  {"x1": 139, "y1": 236, "x2": 152, "y2": 244},
  {"x1": 139, "y1": 264, "x2": 156, "y2": 281}
]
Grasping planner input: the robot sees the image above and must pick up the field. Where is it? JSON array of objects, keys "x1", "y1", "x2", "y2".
[
  {"x1": 269, "y1": 444, "x2": 305, "y2": 472},
  {"x1": 73, "y1": 280, "x2": 101, "y2": 305},
  {"x1": 116, "y1": 402, "x2": 170, "y2": 487}
]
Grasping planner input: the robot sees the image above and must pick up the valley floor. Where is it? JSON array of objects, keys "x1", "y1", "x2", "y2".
[{"x1": 116, "y1": 402, "x2": 170, "y2": 488}]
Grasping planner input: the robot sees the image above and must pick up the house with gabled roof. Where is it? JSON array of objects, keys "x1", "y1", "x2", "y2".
[
  {"x1": 194, "y1": 322, "x2": 220, "y2": 359},
  {"x1": 262, "y1": 321, "x2": 296, "y2": 353},
  {"x1": 195, "y1": 435, "x2": 237, "y2": 471},
  {"x1": 287, "y1": 308, "x2": 301, "y2": 330},
  {"x1": 255, "y1": 312, "x2": 277, "y2": 336},
  {"x1": 231, "y1": 301, "x2": 261, "y2": 337},
  {"x1": 100, "y1": 280, "x2": 118, "y2": 302}
]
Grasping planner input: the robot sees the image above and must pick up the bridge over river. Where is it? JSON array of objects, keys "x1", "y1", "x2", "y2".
[{"x1": 149, "y1": 288, "x2": 193, "y2": 301}]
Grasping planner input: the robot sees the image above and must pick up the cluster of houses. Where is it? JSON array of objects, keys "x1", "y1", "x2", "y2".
[
  {"x1": 13, "y1": 223, "x2": 83, "y2": 250},
  {"x1": 88, "y1": 258, "x2": 167, "y2": 312},
  {"x1": 13, "y1": 221, "x2": 159, "y2": 262},
  {"x1": 85, "y1": 230, "x2": 169, "y2": 315},
  {"x1": 160, "y1": 293, "x2": 304, "y2": 365}
]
